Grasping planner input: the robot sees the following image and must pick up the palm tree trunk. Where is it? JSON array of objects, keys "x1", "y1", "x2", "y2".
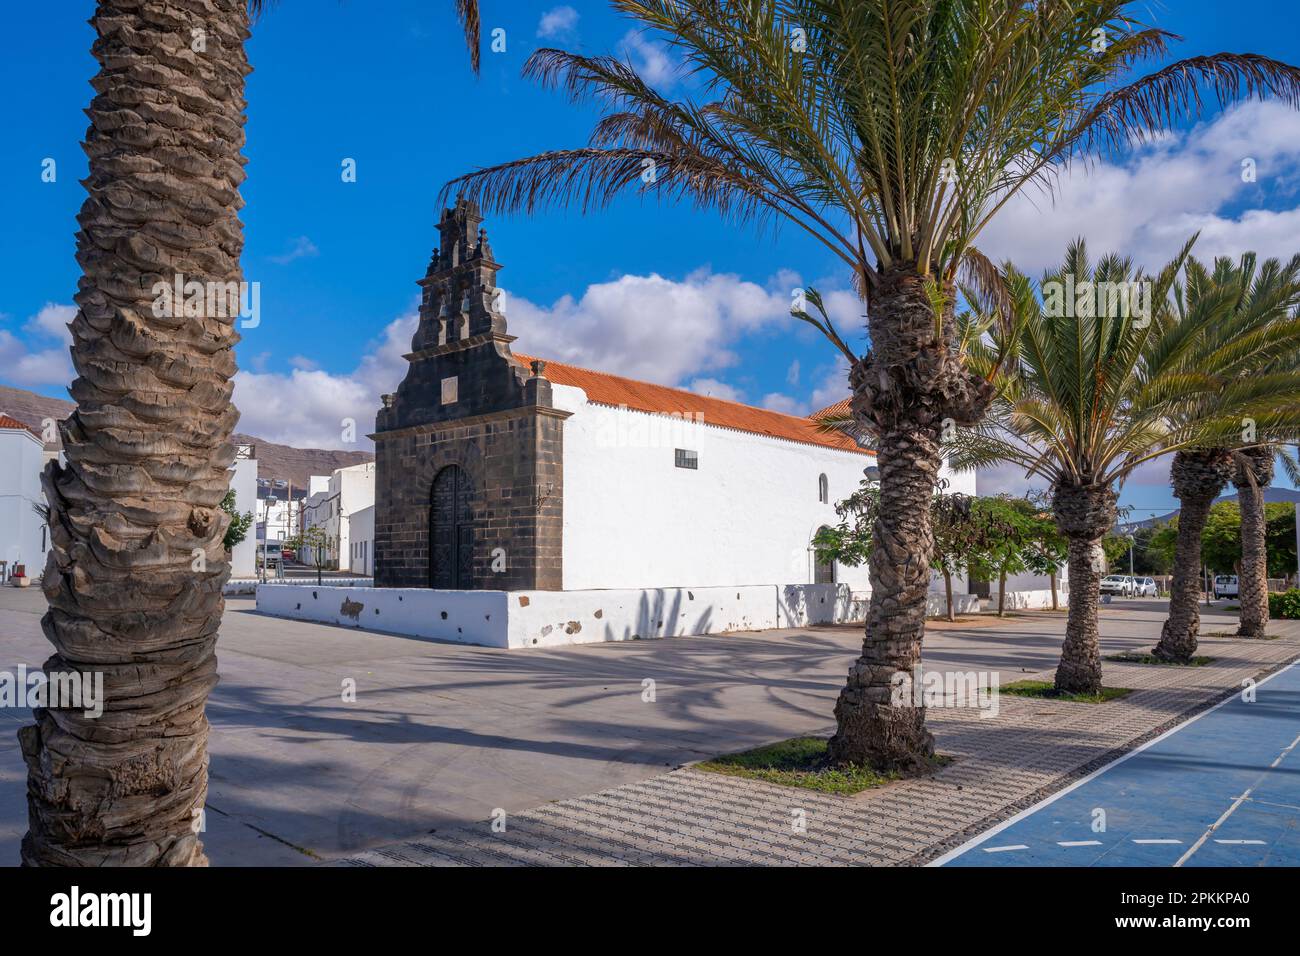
[
  {"x1": 1154, "y1": 450, "x2": 1234, "y2": 661},
  {"x1": 1235, "y1": 447, "x2": 1274, "y2": 638},
  {"x1": 1048, "y1": 569, "x2": 1059, "y2": 610},
  {"x1": 943, "y1": 568, "x2": 954, "y2": 622},
  {"x1": 997, "y1": 569, "x2": 1007, "y2": 616},
  {"x1": 827, "y1": 269, "x2": 993, "y2": 770},
  {"x1": 1052, "y1": 482, "x2": 1118, "y2": 695},
  {"x1": 20, "y1": 0, "x2": 249, "y2": 866}
]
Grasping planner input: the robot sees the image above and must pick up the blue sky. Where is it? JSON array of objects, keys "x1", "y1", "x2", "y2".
[{"x1": 4, "y1": 0, "x2": 1300, "y2": 519}]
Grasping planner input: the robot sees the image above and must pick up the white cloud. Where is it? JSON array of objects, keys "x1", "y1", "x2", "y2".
[
  {"x1": 687, "y1": 377, "x2": 745, "y2": 402},
  {"x1": 978, "y1": 100, "x2": 1300, "y2": 274},
  {"x1": 537, "y1": 6, "x2": 579, "y2": 40},
  {"x1": 786, "y1": 359, "x2": 800, "y2": 385},
  {"x1": 0, "y1": 330, "x2": 73, "y2": 388},
  {"x1": 0, "y1": 302, "x2": 76, "y2": 387},
  {"x1": 27, "y1": 302, "x2": 75, "y2": 345},
  {"x1": 506, "y1": 268, "x2": 804, "y2": 384},
  {"x1": 232, "y1": 311, "x2": 417, "y2": 449},
  {"x1": 619, "y1": 30, "x2": 680, "y2": 88},
  {"x1": 269, "y1": 236, "x2": 319, "y2": 266},
  {"x1": 289, "y1": 355, "x2": 319, "y2": 371}
]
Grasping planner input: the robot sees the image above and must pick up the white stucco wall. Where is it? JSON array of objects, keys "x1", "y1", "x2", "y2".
[
  {"x1": 349, "y1": 505, "x2": 374, "y2": 575},
  {"x1": 0, "y1": 427, "x2": 50, "y2": 579},
  {"x1": 257, "y1": 582, "x2": 871, "y2": 648},
  {"x1": 229, "y1": 458, "x2": 258, "y2": 578},
  {"x1": 554, "y1": 386, "x2": 877, "y2": 593}
]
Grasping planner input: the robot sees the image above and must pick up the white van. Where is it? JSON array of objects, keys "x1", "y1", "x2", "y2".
[{"x1": 1213, "y1": 575, "x2": 1239, "y2": 600}]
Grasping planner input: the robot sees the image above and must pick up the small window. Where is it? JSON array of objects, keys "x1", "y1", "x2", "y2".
[
  {"x1": 818, "y1": 473, "x2": 829, "y2": 503},
  {"x1": 674, "y1": 448, "x2": 698, "y2": 470}
]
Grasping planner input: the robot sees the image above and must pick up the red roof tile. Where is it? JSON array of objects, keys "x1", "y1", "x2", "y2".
[
  {"x1": 0, "y1": 414, "x2": 41, "y2": 438},
  {"x1": 513, "y1": 354, "x2": 871, "y2": 455},
  {"x1": 811, "y1": 397, "x2": 852, "y2": 422}
]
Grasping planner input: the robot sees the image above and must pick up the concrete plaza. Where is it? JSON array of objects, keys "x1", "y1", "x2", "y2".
[{"x1": 1, "y1": 586, "x2": 1296, "y2": 866}]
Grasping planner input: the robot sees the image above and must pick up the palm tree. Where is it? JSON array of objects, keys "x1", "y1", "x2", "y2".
[
  {"x1": 23, "y1": 0, "x2": 480, "y2": 867},
  {"x1": 953, "y1": 240, "x2": 1300, "y2": 695},
  {"x1": 442, "y1": 0, "x2": 1300, "y2": 767},
  {"x1": 1232, "y1": 426, "x2": 1300, "y2": 638},
  {"x1": 1152, "y1": 254, "x2": 1300, "y2": 659}
]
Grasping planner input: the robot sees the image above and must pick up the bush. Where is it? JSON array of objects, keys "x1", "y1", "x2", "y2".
[{"x1": 1268, "y1": 589, "x2": 1300, "y2": 620}]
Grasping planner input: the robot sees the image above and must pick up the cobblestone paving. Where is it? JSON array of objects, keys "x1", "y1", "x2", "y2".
[{"x1": 342, "y1": 624, "x2": 1300, "y2": 867}]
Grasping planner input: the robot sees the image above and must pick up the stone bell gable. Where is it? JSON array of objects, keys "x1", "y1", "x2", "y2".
[{"x1": 371, "y1": 199, "x2": 567, "y2": 591}]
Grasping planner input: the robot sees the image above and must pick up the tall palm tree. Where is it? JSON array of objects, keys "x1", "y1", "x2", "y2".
[
  {"x1": 1233, "y1": 447, "x2": 1300, "y2": 635},
  {"x1": 23, "y1": 0, "x2": 480, "y2": 867},
  {"x1": 954, "y1": 240, "x2": 1300, "y2": 695},
  {"x1": 1152, "y1": 254, "x2": 1300, "y2": 660},
  {"x1": 442, "y1": 0, "x2": 1300, "y2": 767}
]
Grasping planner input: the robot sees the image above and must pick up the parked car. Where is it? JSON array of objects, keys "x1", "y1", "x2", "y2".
[
  {"x1": 281, "y1": 547, "x2": 297, "y2": 562},
  {"x1": 1213, "y1": 574, "x2": 1239, "y2": 600},
  {"x1": 1133, "y1": 576, "x2": 1157, "y2": 597},
  {"x1": 1100, "y1": 575, "x2": 1135, "y2": 597}
]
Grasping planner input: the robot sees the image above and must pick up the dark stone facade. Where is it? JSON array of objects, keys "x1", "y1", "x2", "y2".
[{"x1": 372, "y1": 200, "x2": 567, "y2": 590}]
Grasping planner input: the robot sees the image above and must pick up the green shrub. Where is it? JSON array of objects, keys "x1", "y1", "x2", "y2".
[{"x1": 1268, "y1": 589, "x2": 1300, "y2": 620}]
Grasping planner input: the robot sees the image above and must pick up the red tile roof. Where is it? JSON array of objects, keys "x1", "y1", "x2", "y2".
[
  {"x1": 811, "y1": 398, "x2": 852, "y2": 422},
  {"x1": 0, "y1": 414, "x2": 41, "y2": 438},
  {"x1": 513, "y1": 354, "x2": 871, "y2": 455}
]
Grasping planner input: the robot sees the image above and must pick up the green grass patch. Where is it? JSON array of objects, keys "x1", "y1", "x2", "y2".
[
  {"x1": 1105, "y1": 652, "x2": 1214, "y2": 667},
  {"x1": 1204, "y1": 630, "x2": 1281, "y2": 640},
  {"x1": 998, "y1": 679, "x2": 1133, "y2": 704},
  {"x1": 695, "y1": 736, "x2": 949, "y2": 795}
]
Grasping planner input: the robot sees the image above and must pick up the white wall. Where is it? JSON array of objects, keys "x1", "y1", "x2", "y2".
[
  {"x1": 349, "y1": 505, "x2": 374, "y2": 575},
  {"x1": 0, "y1": 427, "x2": 50, "y2": 579},
  {"x1": 333, "y1": 462, "x2": 375, "y2": 570},
  {"x1": 229, "y1": 458, "x2": 258, "y2": 578},
  {"x1": 555, "y1": 386, "x2": 876, "y2": 593},
  {"x1": 258, "y1": 582, "x2": 870, "y2": 649}
]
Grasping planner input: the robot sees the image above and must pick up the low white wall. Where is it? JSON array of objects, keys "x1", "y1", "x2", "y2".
[
  {"x1": 257, "y1": 583, "x2": 870, "y2": 649},
  {"x1": 988, "y1": 588, "x2": 1067, "y2": 610},
  {"x1": 926, "y1": 593, "x2": 981, "y2": 617},
  {"x1": 256, "y1": 585, "x2": 510, "y2": 647}
]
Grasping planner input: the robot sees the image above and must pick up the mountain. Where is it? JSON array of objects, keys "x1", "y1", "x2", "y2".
[
  {"x1": 0, "y1": 383, "x2": 372, "y2": 488},
  {"x1": 1127, "y1": 487, "x2": 1300, "y2": 529}
]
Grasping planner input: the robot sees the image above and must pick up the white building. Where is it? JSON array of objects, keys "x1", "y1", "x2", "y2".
[
  {"x1": 229, "y1": 455, "x2": 257, "y2": 579},
  {"x1": 349, "y1": 505, "x2": 374, "y2": 576},
  {"x1": 0, "y1": 415, "x2": 51, "y2": 580},
  {"x1": 300, "y1": 464, "x2": 375, "y2": 571}
]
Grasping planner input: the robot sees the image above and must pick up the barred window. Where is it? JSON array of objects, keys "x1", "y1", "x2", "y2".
[{"x1": 674, "y1": 448, "x2": 699, "y2": 470}]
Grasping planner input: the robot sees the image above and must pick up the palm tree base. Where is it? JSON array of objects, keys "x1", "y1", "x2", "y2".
[{"x1": 827, "y1": 697, "x2": 935, "y2": 771}]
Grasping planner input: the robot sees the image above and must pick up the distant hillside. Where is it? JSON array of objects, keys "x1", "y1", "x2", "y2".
[
  {"x1": 1128, "y1": 487, "x2": 1300, "y2": 529},
  {"x1": 0, "y1": 383, "x2": 372, "y2": 488}
]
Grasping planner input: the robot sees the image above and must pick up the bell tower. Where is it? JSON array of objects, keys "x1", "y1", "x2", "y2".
[{"x1": 371, "y1": 199, "x2": 568, "y2": 591}]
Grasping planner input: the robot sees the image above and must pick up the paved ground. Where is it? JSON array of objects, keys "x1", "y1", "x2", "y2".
[
  {"x1": 2, "y1": 587, "x2": 1294, "y2": 866},
  {"x1": 937, "y1": 659, "x2": 1300, "y2": 867}
]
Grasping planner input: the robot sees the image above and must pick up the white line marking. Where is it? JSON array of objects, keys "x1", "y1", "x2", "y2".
[
  {"x1": 1176, "y1": 730, "x2": 1300, "y2": 867},
  {"x1": 1057, "y1": 840, "x2": 1102, "y2": 847},
  {"x1": 928, "y1": 660, "x2": 1298, "y2": 867},
  {"x1": 982, "y1": 844, "x2": 1028, "y2": 853},
  {"x1": 1214, "y1": 839, "x2": 1266, "y2": 845},
  {"x1": 1132, "y1": 839, "x2": 1182, "y2": 844}
]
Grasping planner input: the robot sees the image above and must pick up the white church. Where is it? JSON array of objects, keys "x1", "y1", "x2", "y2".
[{"x1": 257, "y1": 201, "x2": 1035, "y2": 649}]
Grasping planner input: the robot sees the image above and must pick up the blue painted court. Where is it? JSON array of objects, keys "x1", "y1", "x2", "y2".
[{"x1": 938, "y1": 661, "x2": 1300, "y2": 867}]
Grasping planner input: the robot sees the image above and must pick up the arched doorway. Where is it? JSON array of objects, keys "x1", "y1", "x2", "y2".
[
  {"x1": 814, "y1": 525, "x2": 836, "y2": 584},
  {"x1": 429, "y1": 464, "x2": 474, "y2": 589}
]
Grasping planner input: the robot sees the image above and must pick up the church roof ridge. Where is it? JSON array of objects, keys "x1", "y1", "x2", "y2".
[{"x1": 511, "y1": 353, "x2": 872, "y2": 456}]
